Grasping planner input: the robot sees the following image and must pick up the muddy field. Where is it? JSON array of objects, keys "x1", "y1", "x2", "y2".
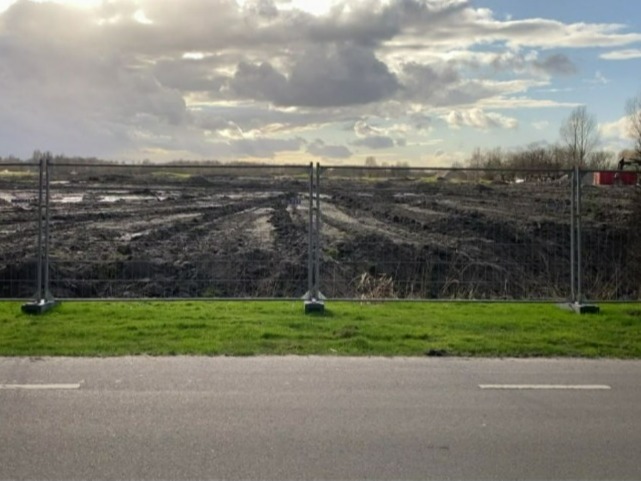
[{"x1": 0, "y1": 165, "x2": 638, "y2": 300}]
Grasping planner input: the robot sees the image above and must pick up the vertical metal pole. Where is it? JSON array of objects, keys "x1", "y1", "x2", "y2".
[
  {"x1": 43, "y1": 154, "x2": 52, "y2": 300},
  {"x1": 576, "y1": 166, "x2": 583, "y2": 303},
  {"x1": 570, "y1": 168, "x2": 576, "y2": 303},
  {"x1": 35, "y1": 154, "x2": 44, "y2": 301},
  {"x1": 314, "y1": 163, "x2": 321, "y2": 297},
  {"x1": 307, "y1": 162, "x2": 314, "y2": 297}
]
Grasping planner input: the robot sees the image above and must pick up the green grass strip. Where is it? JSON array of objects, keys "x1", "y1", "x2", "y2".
[{"x1": 0, "y1": 301, "x2": 639, "y2": 358}]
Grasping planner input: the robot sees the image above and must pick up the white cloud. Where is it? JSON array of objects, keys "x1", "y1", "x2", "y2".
[
  {"x1": 0, "y1": 0, "x2": 101, "y2": 12},
  {"x1": 532, "y1": 121, "x2": 549, "y2": 130},
  {"x1": 354, "y1": 119, "x2": 411, "y2": 138},
  {"x1": 600, "y1": 49, "x2": 641, "y2": 60},
  {"x1": 307, "y1": 139, "x2": 352, "y2": 159},
  {"x1": 494, "y1": 18, "x2": 641, "y2": 49},
  {"x1": 598, "y1": 117, "x2": 640, "y2": 160},
  {"x1": 445, "y1": 109, "x2": 518, "y2": 130},
  {"x1": 231, "y1": 44, "x2": 400, "y2": 107},
  {"x1": 477, "y1": 97, "x2": 579, "y2": 110},
  {"x1": 352, "y1": 119, "x2": 398, "y2": 149},
  {"x1": 600, "y1": 116, "x2": 633, "y2": 140},
  {"x1": 353, "y1": 136, "x2": 395, "y2": 149},
  {"x1": 0, "y1": 0, "x2": 640, "y2": 161}
]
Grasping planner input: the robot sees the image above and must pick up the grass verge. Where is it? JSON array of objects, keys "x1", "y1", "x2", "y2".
[{"x1": 0, "y1": 301, "x2": 639, "y2": 357}]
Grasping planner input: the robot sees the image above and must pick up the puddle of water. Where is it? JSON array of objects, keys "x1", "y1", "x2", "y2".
[
  {"x1": 52, "y1": 193, "x2": 164, "y2": 204},
  {"x1": 100, "y1": 195, "x2": 154, "y2": 203},
  {"x1": 56, "y1": 194, "x2": 84, "y2": 204},
  {"x1": 222, "y1": 192, "x2": 280, "y2": 200},
  {"x1": 0, "y1": 192, "x2": 36, "y2": 204},
  {"x1": 119, "y1": 231, "x2": 148, "y2": 242}
]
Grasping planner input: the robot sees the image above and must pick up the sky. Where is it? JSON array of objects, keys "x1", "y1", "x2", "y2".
[{"x1": 0, "y1": 0, "x2": 640, "y2": 165}]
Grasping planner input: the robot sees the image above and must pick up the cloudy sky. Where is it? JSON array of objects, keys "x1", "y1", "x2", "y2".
[{"x1": 1, "y1": 0, "x2": 640, "y2": 164}]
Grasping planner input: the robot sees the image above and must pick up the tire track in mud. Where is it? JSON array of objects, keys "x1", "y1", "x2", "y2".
[
  {"x1": 45, "y1": 191, "x2": 308, "y2": 298},
  {"x1": 3, "y1": 174, "x2": 636, "y2": 299},
  {"x1": 0, "y1": 205, "x2": 44, "y2": 294},
  {"x1": 328, "y1": 184, "x2": 570, "y2": 248},
  {"x1": 322, "y1": 183, "x2": 573, "y2": 299},
  {"x1": 40, "y1": 192, "x2": 279, "y2": 250},
  {"x1": 170, "y1": 193, "x2": 309, "y2": 298},
  {"x1": 163, "y1": 204, "x2": 278, "y2": 298}
]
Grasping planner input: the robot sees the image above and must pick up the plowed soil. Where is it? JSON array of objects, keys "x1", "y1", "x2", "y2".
[{"x1": 1, "y1": 167, "x2": 638, "y2": 300}]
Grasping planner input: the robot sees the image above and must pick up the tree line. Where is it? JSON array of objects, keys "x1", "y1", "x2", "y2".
[
  {"x1": 463, "y1": 144, "x2": 615, "y2": 172},
  {"x1": 465, "y1": 90, "x2": 641, "y2": 172}
]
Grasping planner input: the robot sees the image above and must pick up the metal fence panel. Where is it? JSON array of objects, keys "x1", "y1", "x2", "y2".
[
  {"x1": 45, "y1": 162, "x2": 312, "y2": 299},
  {"x1": 5, "y1": 161, "x2": 638, "y2": 303},
  {"x1": 0, "y1": 162, "x2": 41, "y2": 299},
  {"x1": 318, "y1": 167, "x2": 574, "y2": 300},
  {"x1": 579, "y1": 169, "x2": 640, "y2": 301}
]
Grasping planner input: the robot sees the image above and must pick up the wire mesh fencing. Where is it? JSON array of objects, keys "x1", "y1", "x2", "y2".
[
  {"x1": 578, "y1": 168, "x2": 640, "y2": 301},
  {"x1": 317, "y1": 166, "x2": 574, "y2": 300},
  {"x1": 0, "y1": 161, "x2": 41, "y2": 299},
  {"x1": 4, "y1": 160, "x2": 640, "y2": 303},
  {"x1": 44, "y1": 162, "x2": 312, "y2": 299}
]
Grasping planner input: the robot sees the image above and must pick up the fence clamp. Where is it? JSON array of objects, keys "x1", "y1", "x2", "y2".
[
  {"x1": 22, "y1": 298, "x2": 59, "y2": 315},
  {"x1": 302, "y1": 291, "x2": 326, "y2": 313}
]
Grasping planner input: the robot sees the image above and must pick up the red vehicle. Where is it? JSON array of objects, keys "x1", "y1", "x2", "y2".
[{"x1": 593, "y1": 157, "x2": 640, "y2": 185}]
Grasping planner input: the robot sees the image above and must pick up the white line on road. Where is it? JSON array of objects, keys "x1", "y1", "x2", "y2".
[
  {"x1": 479, "y1": 384, "x2": 611, "y2": 390},
  {"x1": 0, "y1": 384, "x2": 81, "y2": 390}
]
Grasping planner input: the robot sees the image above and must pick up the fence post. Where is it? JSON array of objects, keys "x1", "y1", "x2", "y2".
[
  {"x1": 43, "y1": 153, "x2": 53, "y2": 300},
  {"x1": 576, "y1": 165, "x2": 583, "y2": 304},
  {"x1": 570, "y1": 167, "x2": 576, "y2": 303},
  {"x1": 314, "y1": 162, "x2": 322, "y2": 297},
  {"x1": 21, "y1": 152, "x2": 58, "y2": 314},
  {"x1": 562, "y1": 166, "x2": 599, "y2": 314},
  {"x1": 35, "y1": 153, "x2": 45, "y2": 302},
  {"x1": 307, "y1": 162, "x2": 314, "y2": 297},
  {"x1": 303, "y1": 162, "x2": 325, "y2": 313}
]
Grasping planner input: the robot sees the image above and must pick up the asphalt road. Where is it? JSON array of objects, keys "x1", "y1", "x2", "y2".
[{"x1": 1, "y1": 356, "x2": 640, "y2": 480}]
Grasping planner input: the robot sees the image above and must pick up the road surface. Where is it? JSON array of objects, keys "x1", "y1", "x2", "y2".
[{"x1": 1, "y1": 356, "x2": 640, "y2": 480}]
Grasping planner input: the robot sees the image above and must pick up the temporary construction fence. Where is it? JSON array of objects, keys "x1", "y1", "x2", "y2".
[
  {"x1": 1, "y1": 155, "x2": 639, "y2": 304},
  {"x1": 318, "y1": 165, "x2": 639, "y2": 302},
  {"x1": 0, "y1": 161, "x2": 41, "y2": 299},
  {"x1": 3, "y1": 155, "x2": 315, "y2": 301},
  {"x1": 318, "y1": 166, "x2": 573, "y2": 300}
]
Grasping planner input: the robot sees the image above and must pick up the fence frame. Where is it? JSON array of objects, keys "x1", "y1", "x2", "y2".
[
  {"x1": 303, "y1": 163, "x2": 325, "y2": 312},
  {"x1": 316, "y1": 165, "x2": 581, "y2": 303},
  {"x1": 20, "y1": 153, "x2": 58, "y2": 313},
  {"x1": 2, "y1": 161, "x2": 637, "y2": 310}
]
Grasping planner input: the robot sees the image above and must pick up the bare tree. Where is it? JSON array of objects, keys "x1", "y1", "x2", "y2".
[
  {"x1": 466, "y1": 147, "x2": 483, "y2": 168},
  {"x1": 466, "y1": 147, "x2": 483, "y2": 181},
  {"x1": 626, "y1": 92, "x2": 641, "y2": 158},
  {"x1": 559, "y1": 106, "x2": 599, "y2": 167},
  {"x1": 587, "y1": 150, "x2": 615, "y2": 170}
]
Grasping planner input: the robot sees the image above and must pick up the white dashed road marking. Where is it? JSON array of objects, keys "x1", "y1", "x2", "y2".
[
  {"x1": 0, "y1": 383, "x2": 81, "y2": 390},
  {"x1": 479, "y1": 384, "x2": 611, "y2": 390}
]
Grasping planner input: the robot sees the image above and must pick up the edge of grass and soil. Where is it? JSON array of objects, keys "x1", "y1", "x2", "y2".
[{"x1": 0, "y1": 301, "x2": 639, "y2": 358}]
